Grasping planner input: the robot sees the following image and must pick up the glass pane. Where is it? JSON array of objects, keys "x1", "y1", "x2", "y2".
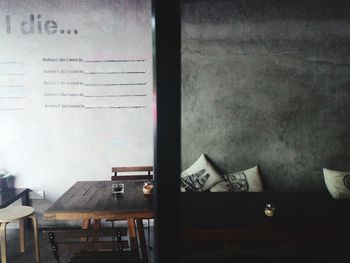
[{"x1": 0, "y1": 0, "x2": 154, "y2": 261}]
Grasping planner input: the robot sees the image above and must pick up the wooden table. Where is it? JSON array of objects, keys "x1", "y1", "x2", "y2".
[{"x1": 44, "y1": 181, "x2": 153, "y2": 262}]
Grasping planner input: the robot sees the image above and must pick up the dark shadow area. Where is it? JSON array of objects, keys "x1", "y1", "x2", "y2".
[
  {"x1": 6, "y1": 225, "x2": 155, "y2": 263},
  {"x1": 184, "y1": 241, "x2": 347, "y2": 263}
]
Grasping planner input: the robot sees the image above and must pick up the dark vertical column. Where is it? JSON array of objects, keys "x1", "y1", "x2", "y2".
[
  {"x1": 21, "y1": 188, "x2": 30, "y2": 206},
  {"x1": 152, "y1": 0, "x2": 181, "y2": 263},
  {"x1": 22, "y1": 188, "x2": 31, "y2": 227}
]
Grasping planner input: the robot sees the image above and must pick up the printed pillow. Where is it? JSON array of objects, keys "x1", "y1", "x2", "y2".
[
  {"x1": 210, "y1": 166, "x2": 263, "y2": 192},
  {"x1": 181, "y1": 154, "x2": 223, "y2": 192},
  {"x1": 323, "y1": 168, "x2": 350, "y2": 199}
]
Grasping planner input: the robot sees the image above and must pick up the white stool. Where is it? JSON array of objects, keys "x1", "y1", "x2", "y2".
[{"x1": 0, "y1": 206, "x2": 40, "y2": 263}]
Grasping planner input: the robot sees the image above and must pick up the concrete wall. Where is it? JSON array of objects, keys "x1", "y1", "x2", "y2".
[{"x1": 181, "y1": 0, "x2": 350, "y2": 191}]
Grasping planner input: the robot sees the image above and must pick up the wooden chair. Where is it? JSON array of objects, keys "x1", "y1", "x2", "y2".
[
  {"x1": 110, "y1": 166, "x2": 154, "y2": 251},
  {"x1": 42, "y1": 228, "x2": 140, "y2": 263},
  {"x1": 0, "y1": 205, "x2": 40, "y2": 263},
  {"x1": 111, "y1": 166, "x2": 153, "y2": 181}
]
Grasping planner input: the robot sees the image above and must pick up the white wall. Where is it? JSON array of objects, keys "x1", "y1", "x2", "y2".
[{"x1": 0, "y1": 0, "x2": 153, "y2": 202}]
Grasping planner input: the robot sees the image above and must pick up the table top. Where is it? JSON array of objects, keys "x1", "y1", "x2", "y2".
[
  {"x1": 44, "y1": 181, "x2": 154, "y2": 220},
  {"x1": 0, "y1": 188, "x2": 28, "y2": 208}
]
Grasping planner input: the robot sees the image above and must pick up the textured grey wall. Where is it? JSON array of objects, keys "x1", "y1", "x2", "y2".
[{"x1": 181, "y1": 0, "x2": 350, "y2": 191}]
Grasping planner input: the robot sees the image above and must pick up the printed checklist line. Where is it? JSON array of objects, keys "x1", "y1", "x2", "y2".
[
  {"x1": 84, "y1": 94, "x2": 147, "y2": 98},
  {"x1": 84, "y1": 71, "x2": 146, "y2": 75},
  {"x1": 85, "y1": 105, "x2": 147, "y2": 109},
  {"x1": 0, "y1": 96, "x2": 26, "y2": 99},
  {"x1": 0, "y1": 108, "x2": 25, "y2": 111},
  {"x1": 0, "y1": 61, "x2": 23, "y2": 64},
  {"x1": 0, "y1": 85, "x2": 25, "y2": 88},
  {"x1": 0, "y1": 73, "x2": 24, "y2": 76},
  {"x1": 84, "y1": 82, "x2": 147, "y2": 87},
  {"x1": 83, "y1": 59, "x2": 146, "y2": 63}
]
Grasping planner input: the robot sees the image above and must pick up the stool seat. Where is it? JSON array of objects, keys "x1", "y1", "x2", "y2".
[
  {"x1": 0, "y1": 206, "x2": 34, "y2": 222},
  {"x1": 0, "y1": 205, "x2": 40, "y2": 263}
]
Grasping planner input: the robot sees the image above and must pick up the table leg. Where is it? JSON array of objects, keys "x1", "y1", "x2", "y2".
[
  {"x1": 91, "y1": 219, "x2": 101, "y2": 242},
  {"x1": 81, "y1": 219, "x2": 91, "y2": 242},
  {"x1": 136, "y1": 219, "x2": 149, "y2": 263},
  {"x1": 127, "y1": 218, "x2": 138, "y2": 255},
  {"x1": 82, "y1": 219, "x2": 90, "y2": 229}
]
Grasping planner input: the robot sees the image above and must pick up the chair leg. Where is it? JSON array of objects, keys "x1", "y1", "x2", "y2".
[
  {"x1": 19, "y1": 218, "x2": 25, "y2": 253},
  {"x1": 0, "y1": 222, "x2": 8, "y2": 263},
  {"x1": 127, "y1": 218, "x2": 138, "y2": 254},
  {"x1": 148, "y1": 219, "x2": 152, "y2": 250},
  {"x1": 136, "y1": 219, "x2": 149, "y2": 263},
  {"x1": 111, "y1": 221, "x2": 116, "y2": 242},
  {"x1": 28, "y1": 214, "x2": 40, "y2": 263}
]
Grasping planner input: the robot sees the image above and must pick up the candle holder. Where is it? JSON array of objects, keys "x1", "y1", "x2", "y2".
[
  {"x1": 264, "y1": 203, "x2": 275, "y2": 217},
  {"x1": 143, "y1": 182, "x2": 154, "y2": 196}
]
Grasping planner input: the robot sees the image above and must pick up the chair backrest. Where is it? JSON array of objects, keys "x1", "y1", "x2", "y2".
[
  {"x1": 42, "y1": 227, "x2": 139, "y2": 263},
  {"x1": 111, "y1": 166, "x2": 153, "y2": 181}
]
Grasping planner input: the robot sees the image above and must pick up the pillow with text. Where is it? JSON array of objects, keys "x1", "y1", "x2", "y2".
[
  {"x1": 210, "y1": 166, "x2": 263, "y2": 192},
  {"x1": 323, "y1": 168, "x2": 350, "y2": 199},
  {"x1": 181, "y1": 154, "x2": 223, "y2": 192}
]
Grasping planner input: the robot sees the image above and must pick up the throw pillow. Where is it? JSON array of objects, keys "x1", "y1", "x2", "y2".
[
  {"x1": 181, "y1": 154, "x2": 223, "y2": 192},
  {"x1": 210, "y1": 166, "x2": 263, "y2": 192},
  {"x1": 323, "y1": 168, "x2": 350, "y2": 199},
  {"x1": 209, "y1": 180, "x2": 231, "y2": 192}
]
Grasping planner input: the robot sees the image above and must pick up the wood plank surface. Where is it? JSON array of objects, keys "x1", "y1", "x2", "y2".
[
  {"x1": 44, "y1": 181, "x2": 153, "y2": 220},
  {"x1": 136, "y1": 219, "x2": 149, "y2": 263}
]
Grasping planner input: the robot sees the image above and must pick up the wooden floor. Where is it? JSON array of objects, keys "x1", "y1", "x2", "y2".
[{"x1": 5, "y1": 225, "x2": 155, "y2": 263}]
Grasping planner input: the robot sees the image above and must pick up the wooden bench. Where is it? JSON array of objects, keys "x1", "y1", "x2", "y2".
[{"x1": 181, "y1": 192, "x2": 350, "y2": 262}]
